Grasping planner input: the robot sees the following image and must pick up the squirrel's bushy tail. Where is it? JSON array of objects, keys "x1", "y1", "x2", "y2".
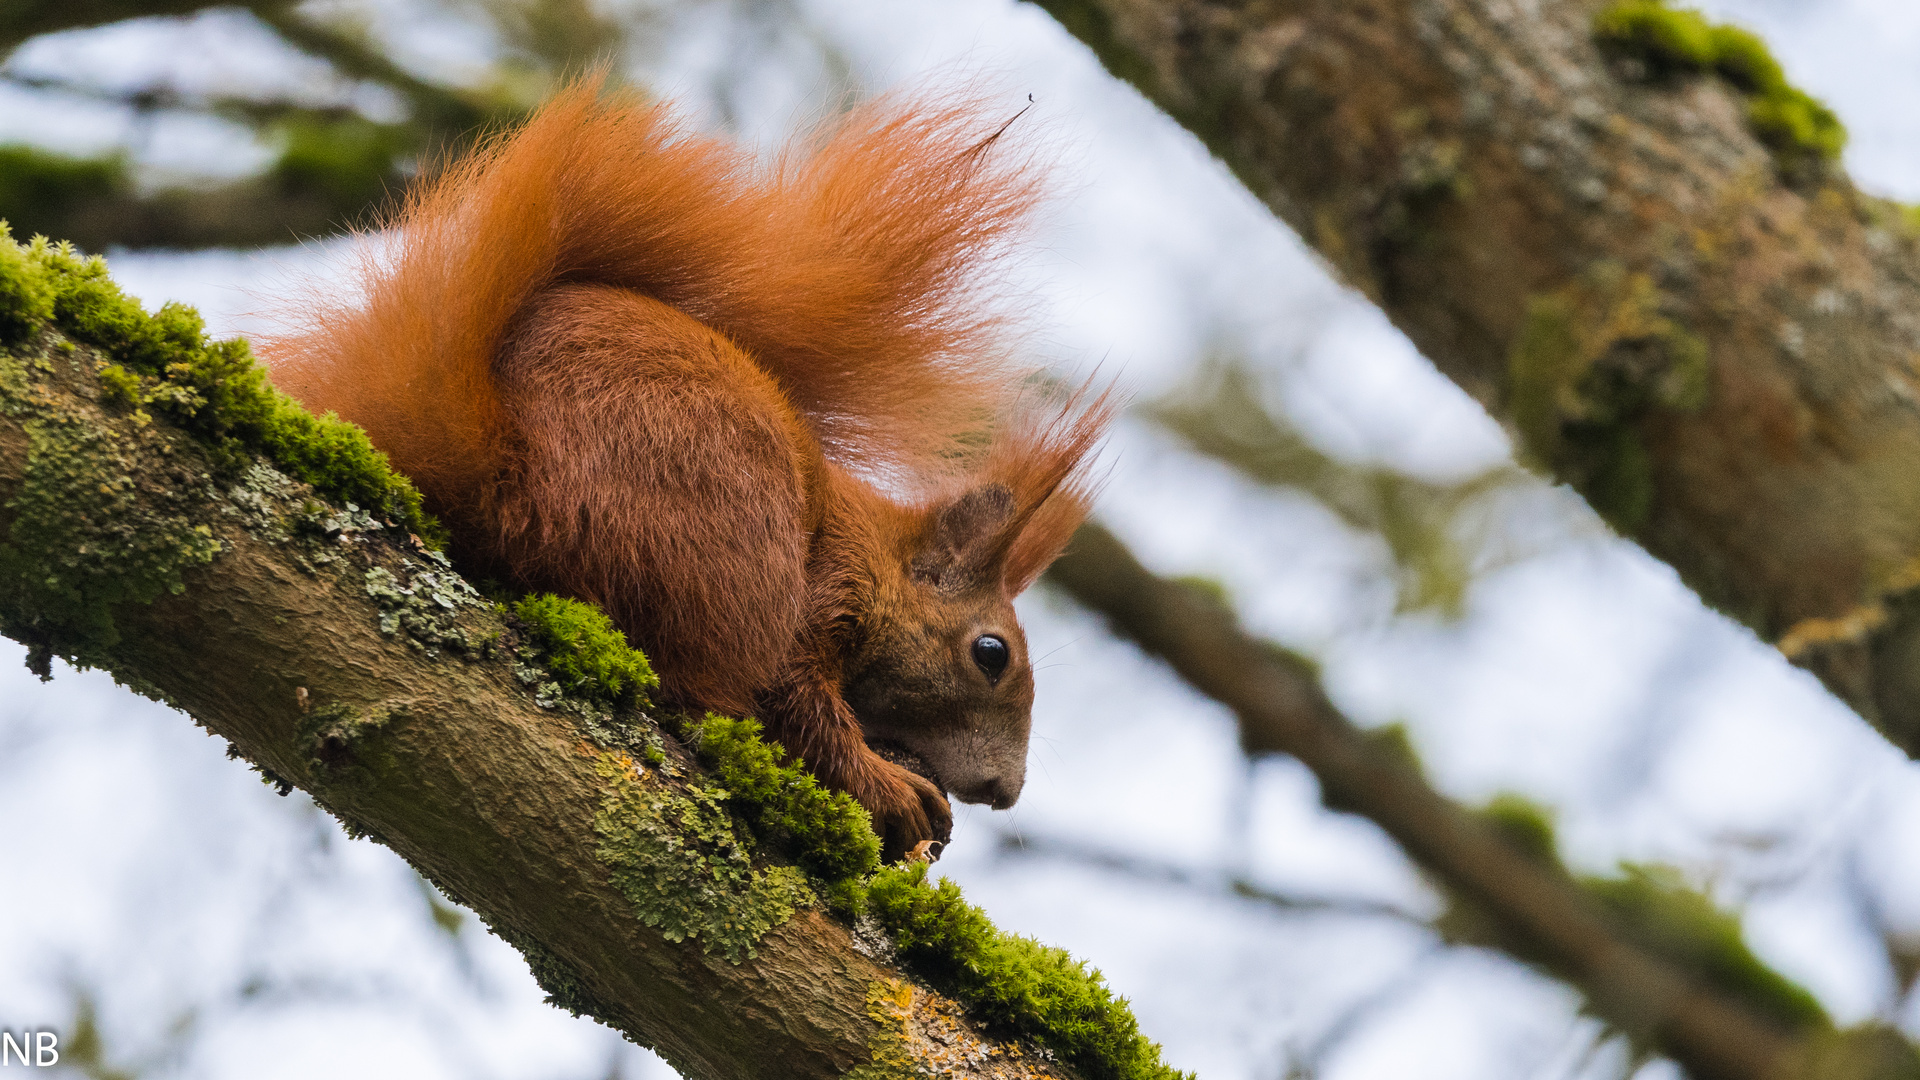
[{"x1": 267, "y1": 77, "x2": 1049, "y2": 523}]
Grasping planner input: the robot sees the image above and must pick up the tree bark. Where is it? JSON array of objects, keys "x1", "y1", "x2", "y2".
[
  {"x1": 1030, "y1": 0, "x2": 1920, "y2": 756},
  {"x1": 0, "y1": 300, "x2": 1069, "y2": 1080}
]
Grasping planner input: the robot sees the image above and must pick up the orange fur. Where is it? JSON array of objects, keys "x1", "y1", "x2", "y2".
[{"x1": 265, "y1": 78, "x2": 1109, "y2": 856}]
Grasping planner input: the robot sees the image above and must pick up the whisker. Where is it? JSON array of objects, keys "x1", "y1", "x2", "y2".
[{"x1": 1028, "y1": 635, "x2": 1083, "y2": 667}]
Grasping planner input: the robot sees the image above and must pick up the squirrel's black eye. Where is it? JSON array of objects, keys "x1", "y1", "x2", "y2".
[{"x1": 971, "y1": 634, "x2": 1010, "y2": 682}]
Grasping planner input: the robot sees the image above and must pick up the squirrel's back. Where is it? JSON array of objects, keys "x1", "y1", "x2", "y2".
[
  {"x1": 264, "y1": 80, "x2": 1096, "y2": 716},
  {"x1": 268, "y1": 80, "x2": 1047, "y2": 527}
]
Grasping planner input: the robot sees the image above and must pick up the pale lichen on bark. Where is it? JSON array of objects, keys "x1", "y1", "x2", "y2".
[{"x1": 592, "y1": 749, "x2": 815, "y2": 963}]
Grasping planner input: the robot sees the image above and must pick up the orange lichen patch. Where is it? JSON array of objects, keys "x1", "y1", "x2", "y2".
[
  {"x1": 861, "y1": 978, "x2": 1063, "y2": 1079},
  {"x1": 1776, "y1": 605, "x2": 1889, "y2": 660},
  {"x1": 1775, "y1": 556, "x2": 1920, "y2": 660},
  {"x1": 1884, "y1": 557, "x2": 1920, "y2": 595}
]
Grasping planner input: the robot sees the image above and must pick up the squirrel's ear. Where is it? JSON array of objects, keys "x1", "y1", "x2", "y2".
[{"x1": 911, "y1": 483, "x2": 1016, "y2": 592}]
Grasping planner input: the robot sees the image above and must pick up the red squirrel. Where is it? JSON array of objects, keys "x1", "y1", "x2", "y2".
[{"x1": 266, "y1": 80, "x2": 1109, "y2": 859}]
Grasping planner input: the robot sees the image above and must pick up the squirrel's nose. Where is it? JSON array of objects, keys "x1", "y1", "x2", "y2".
[{"x1": 963, "y1": 774, "x2": 1022, "y2": 810}]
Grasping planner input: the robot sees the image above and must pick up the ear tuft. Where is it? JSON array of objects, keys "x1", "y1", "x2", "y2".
[{"x1": 911, "y1": 483, "x2": 1014, "y2": 591}]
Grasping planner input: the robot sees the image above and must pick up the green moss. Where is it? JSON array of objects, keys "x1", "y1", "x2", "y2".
[
  {"x1": 650, "y1": 714, "x2": 1178, "y2": 1069},
  {"x1": 1656, "y1": 323, "x2": 1710, "y2": 412},
  {"x1": 1171, "y1": 574, "x2": 1231, "y2": 609},
  {"x1": 254, "y1": 396, "x2": 441, "y2": 544},
  {"x1": 1595, "y1": 1, "x2": 1718, "y2": 75},
  {"x1": 0, "y1": 226, "x2": 472, "y2": 675},
  {"x1": 1594, "y1": 0, "x2": 1847, "y2": 176},
  {"x1": 1579, "y1": 864, "x2": 1830, "y2": 1034},
  {"x1": 1748, "y1": 88, "x2": 1847, "y2": 175},
  {"x1": 684, "y1": 713, "x2": 881, "y2": 912},
  {"x1": 1364, "y1": 721, "x2": 1424, "y2": 775},
  {"x1": 511, "y1": 593, "x2": 657, "y2": 706},
  {"x1": 1798, "y1": 1025, "x2": 1920, "y2": 1080},
  {"x1": 866, "y1": 863, "x2": 1190, "y2": 1080},
  {"x1": 1514, "y1": 270, "x2": 1709, "y2": 442},
  {"x1": 1706, "y1": 24, "x2": 1786, "y2": 94},
  {"x1": 1322, "y1": 722, "x2": 1425, "y2": 816},
  {"x1": 1507, "y1": 267, "x2": 1708, "y2": 533},
  {"x1": 1477, "y1": 793, "x2": 1559, "y2": 865},
  {"x1": 0, "y1": 392, "x2": 222, "y2": 677},
  {"x1": 56, "y1": 992, "x2": 124, "y2": 1080},
  {"x1": 1508, "y1": 293, "x2": 1585, "y2": 464},
  {"x1": 0, "y1": 230, "x2": 444, "y2": 545},
  {"x1": 675, "y1": 715, "x2": 1180, "y2": 1075},
  {"x1": 94, "y1": 363, "x2": 141, "y2": 411},
  {"x1": 1443, "y1": 838, "x2": 1836, "y2": 1052},
  {"x1": 0, "y1": 228, "x2": 55, "y2": 347},
  {"x1": 590, "y1": 716, "x2": 1180, "y2": 1070},
  {"x1": 1586, "y1": 425, "x2": 1657, "y2": 532},
  {"x1": 592, "y1": 751, "x2": 813, "y2": 964}
]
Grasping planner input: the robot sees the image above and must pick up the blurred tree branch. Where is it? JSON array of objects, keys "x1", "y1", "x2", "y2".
[
  {"x1": 1046, "y1": 521, "x2": 1919, "y2": 1080},
  {"x1": 1031, "y1": 0, "x2": 1920, "y2": 760},
  {"x1": 1150, "y1": 361, "x2": 1572, "y2": 616},
  {"x1": 993, "y1": 828, "x2": 1428, "y2": 924},
  {"x1": 0, "y1": 0, "x2": 257, "y2": 51},
  {"x1": 0, "y1": 0, "x2": 618, "y2": 249}
]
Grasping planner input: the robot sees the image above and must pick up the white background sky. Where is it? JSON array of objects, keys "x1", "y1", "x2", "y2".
[{"x1": 4, "y1": 1, "x2": 1920, "y2": 1077}]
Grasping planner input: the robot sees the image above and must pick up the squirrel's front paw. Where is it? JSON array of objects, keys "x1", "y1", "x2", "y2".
[{"x1": 864, "y1": 757, "x2": 952, "y2": 864}]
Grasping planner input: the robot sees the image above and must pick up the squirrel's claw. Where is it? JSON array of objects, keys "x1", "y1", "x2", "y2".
[{"x1": 866, "y1": 757, "x2": 952, "y2": 865}]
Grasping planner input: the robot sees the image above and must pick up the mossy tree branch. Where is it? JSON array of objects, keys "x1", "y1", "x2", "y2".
[
  {"x1": 1046, "y1": 521, "x2": 1920, "y2": 1080},
  {"x1": 1029, "y1": 0, "x2": 1920, "y2": 758},
  {"x1": 0, "y1": 234, "x2": 1193, "y2": 1079}
]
